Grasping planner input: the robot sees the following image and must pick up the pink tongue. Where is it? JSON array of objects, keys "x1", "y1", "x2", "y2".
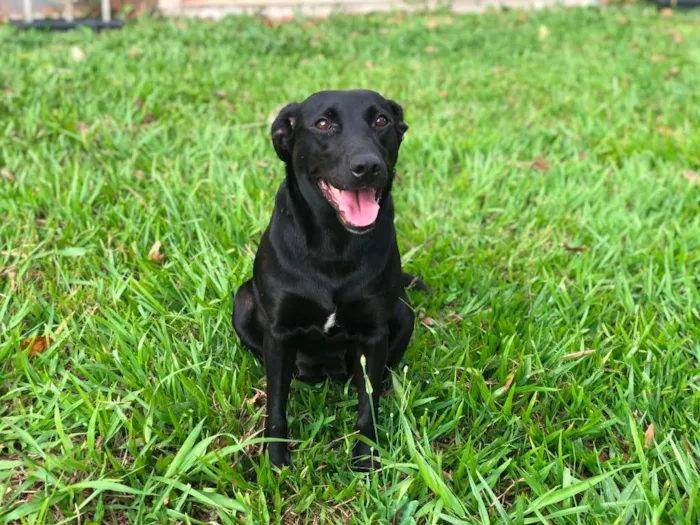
[{"x1": 334, "y1": 188, "x2": 380, "y2": 227}]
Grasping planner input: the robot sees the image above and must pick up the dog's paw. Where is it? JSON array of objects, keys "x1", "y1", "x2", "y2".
[
  {"x1": 352, "y1": 443, "x2": 380, "y2": 472},
  {"x1": 268, "y1": 443, "x2": 291, "y2": 469}
]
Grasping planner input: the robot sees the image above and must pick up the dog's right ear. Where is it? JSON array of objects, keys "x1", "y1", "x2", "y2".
[{"x1": 271, "y1": 103, "x2": 300, "y2": 163}]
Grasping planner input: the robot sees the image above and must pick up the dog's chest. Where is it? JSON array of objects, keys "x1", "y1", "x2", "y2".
[{"x1": 272, "y1": 294, "x2": 386, "y2": 342}]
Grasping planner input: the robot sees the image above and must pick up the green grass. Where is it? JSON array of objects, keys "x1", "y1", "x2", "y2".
[{"x1": 1, "y1": 4, "x2": 699, "y2": 523}]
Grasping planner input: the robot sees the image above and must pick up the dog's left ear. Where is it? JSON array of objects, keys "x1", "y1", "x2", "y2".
[
  {"x1": 271, "y1": 102, "x2": 300, "y2": 163},
  {"x1": 388, "y1": 100, "x2": 408, "y2": 143}
]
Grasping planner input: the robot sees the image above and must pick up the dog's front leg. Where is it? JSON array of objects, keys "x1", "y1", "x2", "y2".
[
  {"x1": 352, "y1": 335, "x2": 388, "y2": 471},
  {"x1": 263, "y1": 333, "x2": 296, "y2": 468}
]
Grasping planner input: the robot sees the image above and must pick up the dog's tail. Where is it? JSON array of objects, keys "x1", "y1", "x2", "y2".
[{"x1": 402, "y1": 272, "x2": 429, "y2": 292}]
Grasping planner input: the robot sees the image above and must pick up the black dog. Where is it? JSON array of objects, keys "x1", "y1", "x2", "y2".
[{"x1": 233, "y1": 90, "x2": 424, "y2": 470}]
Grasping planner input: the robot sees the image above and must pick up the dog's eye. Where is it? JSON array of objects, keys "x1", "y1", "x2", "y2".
[
  {"x1": 315, "y1": 118, "x2": 331, "y2": 130},
  {"x1": 375, "y1": 115, "x2": 389, "y2": 128}
]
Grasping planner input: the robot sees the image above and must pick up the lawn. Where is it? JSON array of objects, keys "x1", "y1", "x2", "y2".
[{"x1": 1, "y1": 4, "x2": 699, "y2": 524}]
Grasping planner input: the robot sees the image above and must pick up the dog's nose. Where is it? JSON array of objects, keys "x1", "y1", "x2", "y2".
[{"x1": 350, "y1": 154, "x2": 382, "y2": 179}]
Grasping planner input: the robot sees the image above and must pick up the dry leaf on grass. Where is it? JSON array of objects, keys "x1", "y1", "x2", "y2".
[
  {"x1": 617, "y1": 16, "x2": 629, "y2": 25},
  {"x1": 531, "y1": 156, "x2": 551, "y2": 173},
  {"x1": 21, "y1": 336, "x2": 54, "y2": 355},
  {"x1": 425, "y1": 46, "x2": 436, "y2": 54},
  {"x1": 657, "y1": 126, "x2": 675, "y2": 136},
  {"x1": 644, "y1": 423, "x2": 655, "y2": 447},
  {"x1": 1, "y1": 267, "x2": 18, "y2": 292},
  {"x1": 669, "y1": 30, "x2": 683, "y2": 43},
  {"x1": 537, "y1": 25, "x2": 550, "y2": 41},
  {"x1": 651, "y1": 54, "x2": 667, "y2": 63},
  {"x1": 148, "y1": 241, "x2": 165, "y2": 263},
  {"x1": 127, "y1": 48, "x2": 139, "y2": 58},
  {"x1": 214, "y1": 89, "x2": 227, "y2": 99},
  {"x1": 176, "y1": 20, "x2": 186, "y2": 30},
  {"x1": 1, "y1": 167, "x2": 15, "y2": 181},
  {"x1": 517, "y1": 13, "x2": 528, "y2": 22},
  {"x1": 682, "y1": 170, "x2": 699, "y2": 185},
  {"x1": 562, "y1": 242, "x2": 590, "y2": 253},
  {"x1": 665, "y1": 67, "x2": 679, "y2": 80},
  {"x1": 365, "y1": 61, "x2": 375, "y2": 70},
  {"x1": 418, "y1": 312, "x2": 435, "y2": 327},
  {"x1": 494, "y1": 374, "x2": 515, "y2": 396},
  {"x1": 660, "y1": 7, "x2": 673, "y2": 17},
  {"x1": 563, "y1": 349, "x2": 595, "y2": 359},
  {"x1": 71, "y1": 46, "x2": 86, "y2": 63},
  {"x1": 439, "y1": 90, "x2": 449, "y2": 98}
]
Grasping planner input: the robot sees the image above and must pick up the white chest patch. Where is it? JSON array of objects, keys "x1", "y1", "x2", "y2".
[{"x1": 323, "y1": 310, "x2": 337, "y2": 333}]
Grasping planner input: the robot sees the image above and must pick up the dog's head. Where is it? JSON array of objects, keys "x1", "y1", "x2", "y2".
[{"x1": 271, "y1": 90, "x2": 408, "y2": 234}]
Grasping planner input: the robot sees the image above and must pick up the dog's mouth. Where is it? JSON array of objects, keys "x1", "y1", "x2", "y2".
[{"x1": 318, "y1": 180, "x2": 381, "y2": 232}]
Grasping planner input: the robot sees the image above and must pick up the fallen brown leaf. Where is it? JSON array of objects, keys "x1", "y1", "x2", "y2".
[
  {"x1": 563, "y1": 349, "x2": 595, "y2": 359},
  {"x1": 247, "y1": 388, "x2": 266, "y2": 406},
  {"x1": 214, "y1": 89, "x2": 227, "y2": 99},
  {"x1": 657, "y1": 126, "x2": 675, "y2": 136},
  {"x1": 439, "y1": 90, "x2": 449, "y2": 98},
  {"x1": 682, "y1": 435, "x2": 692, "y2": 454},
  {"x1": 669, "y1": 30, "x2": 683, "y2": 43},
  {"x1": 1, "y1": 167, "x2": 15, "y2": 181},
  {"x1": 562, "y1": 242, "x2": 590, "y2": 253},
  {"x1": 682, "y1": 170, "x2": 699, "y2": 185},
  {"x1": 617, "y1": 16, "x2": 629, "y2": 25},
  {"x1": 21, "y1": 336, "x2": 54, "y2": 356},
  {"x1": 491, "y1": 66, "x2": 506, "y2": 74},
  {"x1": 176, "y1": 20, "x2": 186, "y2": 30},
  {"x1": 1, "y1": 266, "x2": 18, "y2": 292},
  {"x1": 148, "y1": 241, "x2": 165, "y2": 263},
  {"x1": 660, "y1": 7, "x2": 673, "y2": 17},
  {"x1": 418, "y1": 312, "x2": 435, "y2": 327},
  {"x1": 425, "y1": 46, "x2": 436, "y2": 54},
  {"x1": 496, "y1": 374, "x2": 515, "y2": 396},
  {"x1": 517, "y1": 13, "x2": 527, "y2": 22},
  {"x1": 127, "y1": 47, "x2": 139, "y2": 58},
  {"x1": 447, "y1": 312, "x2": 464, "y2": 324},
  {"x1": 531, "y1": 156, "x2": 551, "y2": 173},
  {"x1": 644, "y1": 423, "x2": 655, "y2": 448},
  {"x1": 427, "y1": 18, "x2": 438, "y2": 29},
  {"x1": 365, "y1": 61, "x2": 375, "y2": 70},
  {"x1": 651, "y1": 54, "x2": 667, "y2": 63},
  {"x1": 665, "y1": 67, "x2": 679, "y2": 80},
  {"x1": 135, "y1": 98, "x2": 144, "y2": 109}
]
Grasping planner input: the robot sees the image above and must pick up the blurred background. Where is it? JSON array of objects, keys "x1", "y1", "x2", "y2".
[{"x1": 2, "y1": 0, "x2": 601, "y2": 21}]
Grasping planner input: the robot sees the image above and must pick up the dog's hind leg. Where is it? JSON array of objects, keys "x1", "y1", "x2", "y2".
[
  {"x1": 401, "y1": 271, "x2": 428, "y2": 292},
  {"x1": 232, "y1": 279, "x2": 264, "y2": 361}
]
